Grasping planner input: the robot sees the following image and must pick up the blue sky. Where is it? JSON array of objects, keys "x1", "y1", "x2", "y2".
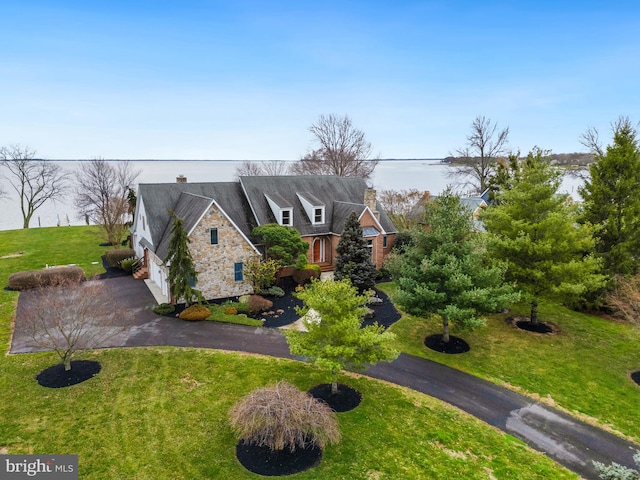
[{"x1": 1, "y1": 1, "x2": 639, "y2": 160}]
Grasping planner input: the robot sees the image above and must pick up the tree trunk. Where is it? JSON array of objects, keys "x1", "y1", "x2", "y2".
[
  {"x1": 442, "y1": 315, "x2": 450, "y2": 343},
  {"x1": 530, "y1": 298, "x2": 539, "y2": 326},
  {"x1": 63, "y1": 356, "x2": 72, "y2": 371},
  {"x1": 331, "y1": 371, "x2": 339, "y2": 395}
]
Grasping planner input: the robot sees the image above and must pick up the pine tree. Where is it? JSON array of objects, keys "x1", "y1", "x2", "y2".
[
  {"x1": 388, "y1": 189, "x2": 519, "y2": 342},
  {"x1": 164, "y1": 211, "x2": 200, "y2": 306},
  {"x1": 482, "y1": 148, "x2": 605, "y2": 324},
  {"x1": 334, "y1": 212, "x2": 377, "y2": 292},
  {"x1": 580, "y1": 117, "x2": 640, "y2": 276}
]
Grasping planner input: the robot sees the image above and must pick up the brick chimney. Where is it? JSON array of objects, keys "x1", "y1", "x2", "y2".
[
  {"x1": 176, "y1": 175, "x2": 187, "y2": 183},
  {"x1": 364, "y1": 188, "x2": 380, "y2": 220}
]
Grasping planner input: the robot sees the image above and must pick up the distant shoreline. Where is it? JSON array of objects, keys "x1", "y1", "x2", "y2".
[{"x1": 46, "y1": 158, "x2": 445, "y2": 163}]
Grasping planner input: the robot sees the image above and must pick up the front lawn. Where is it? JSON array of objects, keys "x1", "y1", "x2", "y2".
[{"x1": 378, "y1": 282, "x2": 640, "y2": 443}]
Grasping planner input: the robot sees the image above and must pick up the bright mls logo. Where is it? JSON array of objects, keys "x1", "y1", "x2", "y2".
[{"x1": 1, "y1": 455, "x2": 78, "y2": 479}]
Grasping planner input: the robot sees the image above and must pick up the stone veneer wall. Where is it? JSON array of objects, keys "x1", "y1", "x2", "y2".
[{"x1": 188, "y1": 204, "x2": 259, "y2": 300}]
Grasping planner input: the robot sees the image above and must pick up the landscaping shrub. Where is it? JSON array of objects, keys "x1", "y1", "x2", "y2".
[
  {"x1": 153, "y1": 303, "x2": 175, "y2": 315},
  {"x1": 229, "y1": 381, "x2": 340, "y2": 452},
  {"x1": 264, "y1": 286, "x2": 285, "y2": 298},
  {"x1": 224, "y1": 306, "x2": 238, "y2": 315},
  {"x1": 178, "y1": 304, "x2": 211, "y2": 321},
  {"x1": 292, "y1": 268, "x2": 320, "y2": 286},
  {"x1": 8, "y1": 267, "x2": 85, "y2": 290},
  {"x1": 247, "y1": 295, "x2": 273, "y2": 315},
  {"x1": 120, "y1": 258, "x2": 136, "y2": 273},
  {"x1": 105, "y1": 248, "x2": 135, "y2": 267}
]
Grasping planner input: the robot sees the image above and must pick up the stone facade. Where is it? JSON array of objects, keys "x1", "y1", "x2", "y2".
[{"x1": 188, "y1": 204, "x2": 259, "y2": 300}]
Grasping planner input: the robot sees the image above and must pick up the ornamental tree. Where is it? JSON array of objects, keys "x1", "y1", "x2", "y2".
[
  {"x1": 481, "y1": 148, "x2": 606, "y2": 325},
  {"x1": 388, "y1": 189, "x2": 519, "y2": 342},
  {"x1": 252, "y1": 223, "x2": 308, "y2": 266},
  {"x1": 164, "y1": 211, "x2": 201, "y2": 306},
  {"x1": 334, "y1": 212, "x2": 377, "y2": 292},
  {"x1": 285, "y1": 278, "x2": 398, "y2": 395},
  {"x1": 579, "y1": 116, "x2": 640, "y2": 276}
]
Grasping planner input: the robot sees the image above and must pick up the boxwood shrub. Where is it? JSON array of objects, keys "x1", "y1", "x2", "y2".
[{"x1": 178, "y1": 304, "x2": 211, "y2": 321}]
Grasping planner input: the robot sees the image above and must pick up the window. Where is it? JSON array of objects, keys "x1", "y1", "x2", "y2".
[
  {"x1": 367, "y1": 239, "x2": 374, "y2": 259},
  {"x1": 210, "y1": 228, "x2": 218, "y2": 245},
  {"x1": 281, "y1": 209, "x2": 292, "y2": 226},
  {"x1": 314, "y1": 207, "x2": 324, "y2": 224},
  {"x1": 234, "y1": 262, "x2": 243, "y2": 282},
  {"x1": 383, "y1": 236, "x2": 388, "y2": 248}
]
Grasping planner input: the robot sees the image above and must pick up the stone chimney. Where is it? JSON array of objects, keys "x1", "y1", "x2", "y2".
[
  {"x1": 364, "y1": 188, "x2": 380, "y2": 220},
  {"x1": 176, "y1": 175, "x2": 187, "y2": 183}
]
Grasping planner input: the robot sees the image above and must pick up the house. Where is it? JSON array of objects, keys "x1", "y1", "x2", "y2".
[{"x1": 131, "y1": 175, "x2": 397, "y2": 302}]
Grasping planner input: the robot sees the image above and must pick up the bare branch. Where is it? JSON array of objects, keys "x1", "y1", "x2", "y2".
[
  {"x1": 235, "y1": 160, "x2": 292, "y2": 178},
  {"x1": 74, "y1": 158, "x2": 140, "y2": 246},
  {"x1": 0, "y1": 144, "x2": 70, "y2": 228},
  {"x1": 18, "y1": 278, "x2": 128, "y2": 370},
  {"x1": 292, "y1": 114, "x2": 378, "y2": 180},
  {"x1": 449, "y1": 116, "x2": 510, "y2": 194}
]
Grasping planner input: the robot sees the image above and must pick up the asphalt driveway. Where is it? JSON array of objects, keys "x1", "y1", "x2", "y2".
[{"x1": 11, "y1": 275, "x2": 640, "y2": 479}]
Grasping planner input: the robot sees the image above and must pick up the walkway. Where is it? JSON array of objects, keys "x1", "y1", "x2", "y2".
[{"x1": 11, "y1": 276, "x2": 640, "y2": 479}]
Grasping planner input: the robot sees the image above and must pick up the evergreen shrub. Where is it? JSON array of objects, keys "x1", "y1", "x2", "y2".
[{"x1": 178, "y1": 304, "x2": 211, "y2": 321}]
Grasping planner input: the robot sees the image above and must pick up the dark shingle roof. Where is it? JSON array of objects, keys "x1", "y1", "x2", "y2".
[
  {"x1": 240, "y1": 175, "x2": 396, "y2": 236},
  {"x1": 138, "y1": 182, "x2": 253, "y2": 254}
]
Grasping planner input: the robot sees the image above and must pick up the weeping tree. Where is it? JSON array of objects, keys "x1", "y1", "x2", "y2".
[
  {"x1": 164, "y1": 211, "x2": 201, "y2": 306},
  {"x1": 229, "y1": 381, "x2": 340, "y2": 452},
  {"x1": 285, "y1": 278, "x2": 398, "y2": 395},
  {"x1": 334, "y1": 212, "x2": 377, "y2": 292},
  {"x1": 388, "y1": 189, "x2": 519, "y2": 343}
]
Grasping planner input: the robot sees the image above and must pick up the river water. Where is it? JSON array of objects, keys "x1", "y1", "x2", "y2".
[{"x1": 0, "y1": 159, "x2": 584, "y2": 231}]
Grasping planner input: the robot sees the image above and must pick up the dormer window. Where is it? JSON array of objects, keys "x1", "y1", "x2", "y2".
[
  {"x1": 297, "y1": 192, "x2": 325, "y2": 225},
  {"x1": 281, "y1": 209, "x2": 292, "y2": 226},
  {"x1": 265, "y1": 193, "x2": 294, "y2": 227}
]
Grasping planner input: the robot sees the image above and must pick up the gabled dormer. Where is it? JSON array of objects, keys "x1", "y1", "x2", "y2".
[
  {"x1": 296, "y1": 191, "x2": 325, "y2": 225},
  {"x1": 264, "y1": 193, "x2": 293, "y2": 226}
]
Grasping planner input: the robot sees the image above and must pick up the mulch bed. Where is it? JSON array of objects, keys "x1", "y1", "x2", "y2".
[
  {"x1": 260, "y1": 278, "x2": 402, "y2": 329},
  {"x1": 631, "y1": 371, "x2": 640, "y2": 387},
  {"x1": 424, "y1": 334, "x2": 470, "y2": 354},
  {"x1": 307, "y1": 383, "x2": 362, "y2": 412},
  {"x1": 236, "y1": 439, "x2": 322, "y2": 476},
  {"x1": 96, "y1": 255, "x2": 131, "y2": 280},
  {"x1": 36, "y1": 360, "x2": 102, "y2": 388},
  {"x1": 508, "y1": 316, "x2": 559, "y2": 334}
]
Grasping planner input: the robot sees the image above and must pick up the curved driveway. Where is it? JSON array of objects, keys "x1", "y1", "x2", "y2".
[{"x1": 11, "y1": 276, "x2": 640, "y2": 479}]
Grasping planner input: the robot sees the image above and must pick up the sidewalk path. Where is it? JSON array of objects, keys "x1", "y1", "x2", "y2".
[{"x1": 11, "y1": 276, "x2": 640, "y2": 479}]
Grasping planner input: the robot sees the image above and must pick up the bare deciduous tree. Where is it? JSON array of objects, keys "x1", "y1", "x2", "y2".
[
  {"x1": 448, "y1": 115, "x2": 510, "y2": 194},
  {"x1": 378, "y1": 188, "x2": 430, "y2": 229},
  {"x1": 75, "y1": 158, "x2": 140, "y2": 246},
  {"x1": 605, "y1": 274, "x2": 640, "y2": 324},
  {"x1": 19, "y1": 278, "x2": 128, "y2": 371},
  {"x1": 0, "y1": 144, "x2": 70, "y2": 228},
  {"x1": 235, "y1": 160, "x2": 291, "y2": 178},
  {"x1": 229, "y1": 381, "x2": 340, "y2": 452},
  {"x1": 291, "y1": 114, "x2": 378, "y2": 180}
]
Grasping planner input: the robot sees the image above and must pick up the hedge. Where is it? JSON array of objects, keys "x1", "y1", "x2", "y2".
[
  {"x1": 7, "y1": 267, "x2": 85, "y2": 290},
  {"x1": 105, "y1": 249, "x2": 136, "y2": 268}
]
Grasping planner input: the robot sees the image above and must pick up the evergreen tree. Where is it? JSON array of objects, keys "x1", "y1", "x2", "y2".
[
  {"x1": 164, "y1": 211, "x2": 200, "y2": 306},
  {"x1": 252, "y1": 223, "x2": 308, "y2": 266},
  {"x1": 285, "y1": 278, "x2": 398, "y2": 395},
  {"x1": 580, "y1": 117, "x2": 640, "y2": 276},
  {"x1": 334, "y1": 212, "x2": 377, "y2": 292},
  {"x1": 482, "y1": 148, "x2": 605, "y2": 325},
  {"x1": 388, "y1": 189, "x2": 519, "y2": 342}
]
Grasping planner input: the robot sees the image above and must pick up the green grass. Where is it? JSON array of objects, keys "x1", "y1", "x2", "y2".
[
  {"x1": 0, "y1": 226, "x2": 622, "y2": 478},
  {"x1": 206, "y1": 304, "x2": 263, "y2": 327},
  {"x1": 378, "y1": 282, "x2": 640, "y2": 442}
]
